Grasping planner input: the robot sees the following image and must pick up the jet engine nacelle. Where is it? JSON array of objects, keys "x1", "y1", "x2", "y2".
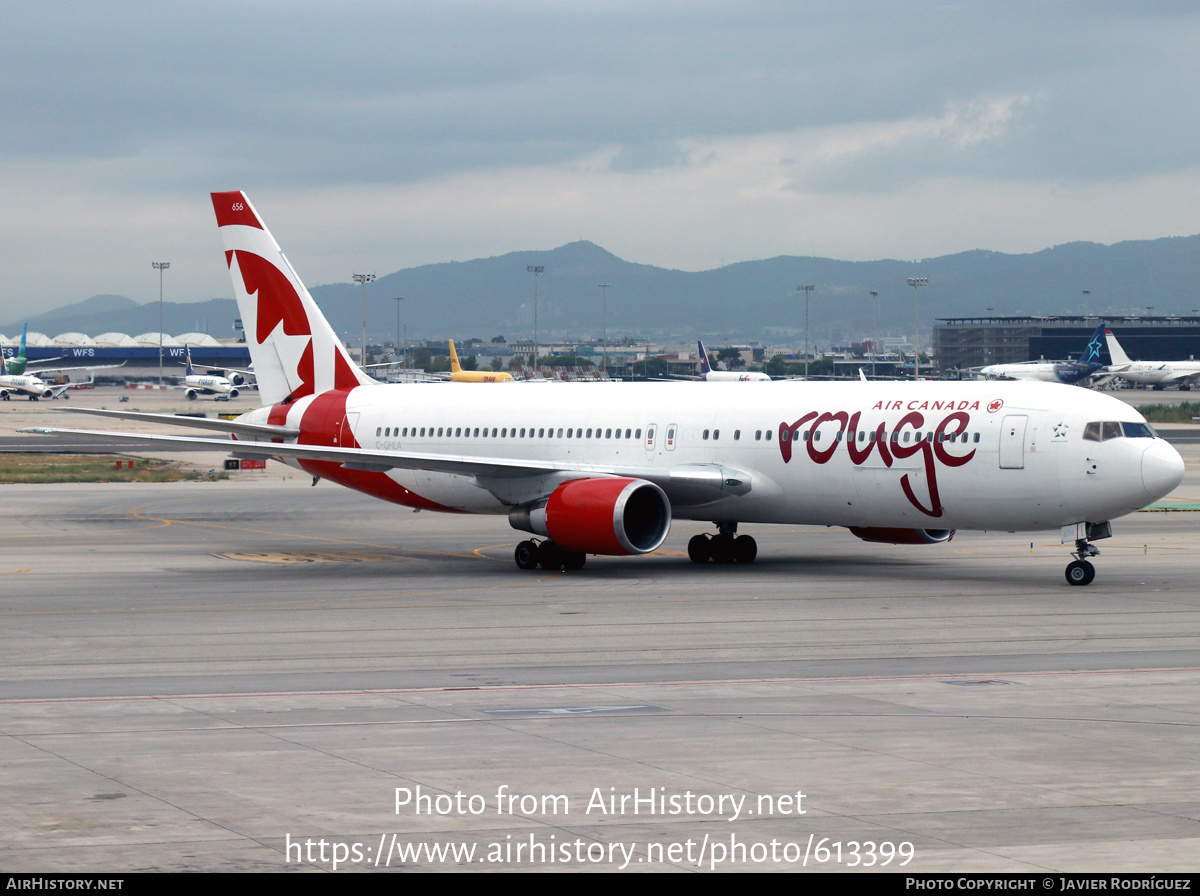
[
  {"x1": 228, "y1": 387, "x2": 240, "y2": 398},
  {"x1": 509, "y1": 477, "x2": 671, "y2": 555},
  {"x1": 229, "y1": 373, "x2": 246, "y2": 386},
  {"x1": 185, "y1": 388, "x2": 198, "y2": 400},
  {"x1": 847, "y1": 526, "x2": 955, "y2": 545}
]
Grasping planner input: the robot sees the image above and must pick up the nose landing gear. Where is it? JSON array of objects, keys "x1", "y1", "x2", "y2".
[{"x1": 1064, "y1": 522, "x2": 1110, "y2": 586}]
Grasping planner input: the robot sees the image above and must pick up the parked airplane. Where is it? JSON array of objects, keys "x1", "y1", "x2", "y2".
[
  {"x1": 1104, "y1": 330, "x2": 1200, "y2": 390},
  {"x1": 698, "y1": 340, "x2": 771, "y2": 381},
  {"x1": 24, "y1": 192, "x2": 1184, "y2": 586},
  {"x1": 448, "y1": 339, "x2": 514, "y2": 383},
  {"x1": 0, "y1": 359, "x2": 69, "y2": 400},
  {"x1": 3, "y1": 324, "x2": 124, "y2": 378},
  {"x1": 180, "y1": 347, "x2": 241, "y2": 400},
  {"x1": 977, "y1": 324, "x2": 1108, "y2": 384}
]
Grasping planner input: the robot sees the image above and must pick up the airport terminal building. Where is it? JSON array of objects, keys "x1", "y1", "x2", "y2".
[
  {"x1": 0, "y1": 331, "x2": 251, "y2": 376},
  {"x1": 934, "y1": 315, "x2": 1200, "y2": 371}
]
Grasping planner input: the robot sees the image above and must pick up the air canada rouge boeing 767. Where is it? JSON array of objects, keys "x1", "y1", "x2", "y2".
[{"x1": 25, "y1": 192, "x2": 1185, "y2": 585}]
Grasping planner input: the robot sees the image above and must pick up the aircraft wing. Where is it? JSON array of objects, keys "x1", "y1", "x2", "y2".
[
  {"x1": 1158, "y1": 371, "x2": 1200, "y2": 386},
  {"x1": 20, "y1": 422, "x2": 750, "y2": 506},
  {"x1": 25, "y1": 360, "x2": 127, "y2": 375},
  {"x1": 55, "y1": 407, "x2": 300, "y2": 439}
]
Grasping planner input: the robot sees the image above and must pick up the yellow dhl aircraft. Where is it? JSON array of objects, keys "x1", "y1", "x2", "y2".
[{"x1": 449, "y1": 340, "x2": 514, "y2": 383}]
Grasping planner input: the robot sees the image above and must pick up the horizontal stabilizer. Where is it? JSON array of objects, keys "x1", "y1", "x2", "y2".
[{"x1": 55, "y1": 407, "x2": 299, "y2": 439}]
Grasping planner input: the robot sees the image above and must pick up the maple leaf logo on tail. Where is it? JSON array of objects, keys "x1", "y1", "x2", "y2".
[{"x1": 211, "y1": 191, "x2": 373, "y2": 405}]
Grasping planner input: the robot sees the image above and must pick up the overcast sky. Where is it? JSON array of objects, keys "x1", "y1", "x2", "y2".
[{"x1": 4, "y1": 0, "x2": 1200, "y2": 320}]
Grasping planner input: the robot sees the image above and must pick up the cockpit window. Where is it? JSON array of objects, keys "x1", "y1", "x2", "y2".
[
  {"x1": 1084, "y1": 420, "x2": 1158, "y2": 441},
  {"x1": 1122, "y1": 422, "x2": 1157, "y2": 439}
]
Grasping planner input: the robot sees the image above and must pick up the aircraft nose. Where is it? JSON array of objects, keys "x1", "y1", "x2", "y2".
[{"x1": 1142, "y1": 440, "x2": 1185, "y2": 500}]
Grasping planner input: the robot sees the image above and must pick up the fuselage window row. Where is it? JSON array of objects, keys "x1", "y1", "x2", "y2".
[{"x1": 376, "y1": 424, "x2": 979, "y2": 447}]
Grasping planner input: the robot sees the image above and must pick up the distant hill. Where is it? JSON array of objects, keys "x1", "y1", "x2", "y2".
[
  {"x1": 9, "y1": 234, "x2": 1200, "y2": 346},
  {"x1": 1, "y1": 296, "x2": 240, "y2": 340},
  {"x1": 310, "y1": 235, "x2": 1200, "y2": 346}
]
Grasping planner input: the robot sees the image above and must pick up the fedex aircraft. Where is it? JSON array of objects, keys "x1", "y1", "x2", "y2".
[
  {"x1": 698, "y1": 340, "x2": 771, "y2": 381},
  {"x1": 978, "y1": 324, "x2": 1108, "y2": 385},
  {"x1": 26, "y1": 192, "x2": 1185, "y2": 586},
  {"x1": 1104, "y1": 329, "x2": 1200, "y2": 390}
]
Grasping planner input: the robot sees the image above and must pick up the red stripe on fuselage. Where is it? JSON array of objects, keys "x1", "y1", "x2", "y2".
[{"x1": 297, "y1": 388, "x2": 460, "y2": 512}]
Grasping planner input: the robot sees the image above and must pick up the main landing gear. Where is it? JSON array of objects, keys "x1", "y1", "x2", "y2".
[
  {"x1": 688, "y1": 522, "x2": 757, "y2": 565},
  {"x1": 1064, "y1": 522, "x2": 1111, "y2": 586},
  {"x1": 514, "y1": 539, "x2": 586, "y2": 572}
]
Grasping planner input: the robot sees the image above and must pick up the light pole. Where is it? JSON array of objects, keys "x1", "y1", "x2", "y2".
[
  {"x1": 797, "y1": 284, "x2": 814, "y2": 379},
  {"x1": 907, "y1": 277, "x2": 928, "y2": 380},
  {"x1": 152, "y1": 261, "x2": 170, "y2": 384},
  {"x1": 527, "y1": 265, "x2": 544, "y2": 374},
  {"x1": 393, "y1": 297, "x2": 404, "y2": 373},
  {"x1": 869, "y1": 289, "x2": 879, "y2": 378},
  {"x1": 598, "y1": 283, "x2": 610, "y2": 375},
  {"x1": 353, "y1": 272, "x2": 376, "y2": 366}
]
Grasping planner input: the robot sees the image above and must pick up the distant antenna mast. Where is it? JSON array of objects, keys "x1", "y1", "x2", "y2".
[
  {"x1": 907, "y1": 277, "x2": 928, "y2": 380},
  {"x1": 152, "y1": 261, "x2": 170, "y2": 384},
  {"x1": 528, "y1": 266, "x2": 544, "y2": 373},
  {"x1": 353, "y1": 272, "x2": 376, "y2": 366},
  {"x1": 797, "y1": 284, "x2": 814, "y2": 379}
]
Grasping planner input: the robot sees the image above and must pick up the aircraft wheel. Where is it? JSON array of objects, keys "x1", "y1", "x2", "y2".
[
  {"x1": 562, "y1": 551, "x2": 586, "y2": 571},
  {"x1": 687, "y1": 534, "x2": 711, "y2": 564},
  {"x1": 709, "y1": 533, "x2": 736, "y2": 564},
  {"x1": 514, "y1": 540, "x2": 540, "y2": 570},
  {"x1": 538, "y1": 541, "x2": 564, "y2": 571},
  {"x1": 2, "y1": 393, "x2": 9, "y2": 401},
  {"x1": 28, "y1": 395, "x2": 38, "y2": 401},
  {"x1": 733, "y1": 534, "x2": 758, "y2": 564},
  {"x1": 1065, "y1": 559, "x2": 1095, "y2": 586}
]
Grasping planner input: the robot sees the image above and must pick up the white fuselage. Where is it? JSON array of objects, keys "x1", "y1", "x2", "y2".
[
  {"x1": 979, "y1": 362, "x2": 1062, "y2": 382},
  {"x1": 0, "y1": 373, "x2": 51, "y2": 399},
  {"x1": 185, "y1": 373, "x2": 236, "y2": 398},
  {"x1": 1108, "y1": 361, "x2": 1200, "y2": 388},
  {"x1": 237, "y1": 379, "x2": 1181, "y2": 534},
  {"x1": 701, "y1": 371, "x2": 772, "y2": 382}
]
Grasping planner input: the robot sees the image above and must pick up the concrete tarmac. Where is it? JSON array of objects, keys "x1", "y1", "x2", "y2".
[
  {"x1": 2, "y1": 387, "x2": 1199, "y2": 872},
  {"x1": 2, "y1": 463, "x2": 1199, "y2": 872}
]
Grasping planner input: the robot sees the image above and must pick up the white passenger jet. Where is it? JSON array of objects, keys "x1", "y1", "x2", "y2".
[
  {"x1": 23, "y1": 192, "x2": 1184, "y2": 586},
  {"x1": 698, "y1": 341, "x2": 771, "y2": 382},
  {"x1": 0, "y1": 360, "x2": 69, "y2": 401},
  {"x1": 180, "y1": 347, "x2": 241, "y2": 400},
  {"x1": 1, "y1": 323, "x2": 122, "y2": 397},
  {"x1": 1104, "y1": 330, "x2": 1200, "y2": 390},
  {"x1": 977, "y1": 324, "x2": 1108, "y2": 385}
]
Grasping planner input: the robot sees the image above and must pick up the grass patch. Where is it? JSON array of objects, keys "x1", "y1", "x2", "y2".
[
  {"x1": 0, "y1": 454, "x2": 227, "y2": 484},
  {"x1": 1134, "y1": 402, "x2": 1200, "y2": 423}
]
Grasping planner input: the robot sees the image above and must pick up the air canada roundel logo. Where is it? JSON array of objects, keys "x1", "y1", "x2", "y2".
[{"x1": 987, "y1": 399, "x2": 1004, "y2": 413}]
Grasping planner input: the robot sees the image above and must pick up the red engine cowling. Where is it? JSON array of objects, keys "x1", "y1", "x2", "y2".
[
  {"x1": 512, "y1": 478, "x2": 671, "y2": 555},
  {"x1": 847, "y1": 527, "x2": 955, "y2": 545}
]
